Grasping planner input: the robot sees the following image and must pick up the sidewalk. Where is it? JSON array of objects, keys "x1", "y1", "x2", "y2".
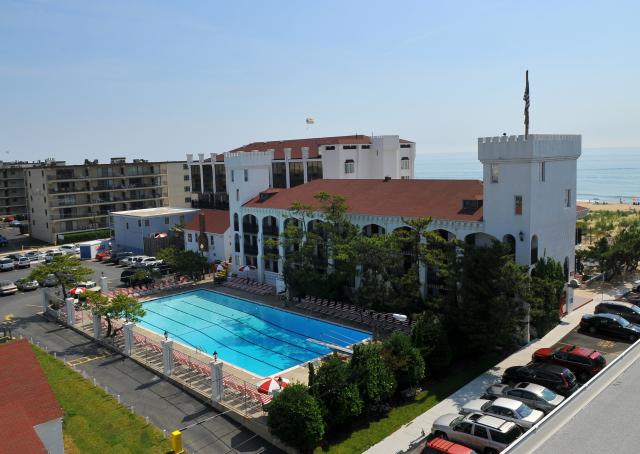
[{"x1": 366, "y1": 283, "x2": 632, "y2": 454}]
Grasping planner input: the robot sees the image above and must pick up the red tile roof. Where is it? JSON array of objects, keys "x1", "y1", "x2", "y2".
[
  {"x1": 0, "y1": 340, "x2": 63, "y2": 425},
  {"x1": 244, "y1": 179, "x2": 484, "y2": 221},
  {"x1": 213, "y1": 135, "x2": 413, "y2": 161},
  {"x1": 0, "y1": 405, "x2": 47, "y2": 453},
  {"x1": 0, "y1": 340, "x2": 63, "y2": 451},
  {"x1": 184, "y1": 209, "x2": 230, "y2": 234}
]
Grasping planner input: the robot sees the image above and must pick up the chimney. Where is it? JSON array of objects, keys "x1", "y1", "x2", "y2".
[
  {"x1": 198, "y1": 211, "x2": 209, "y2": 252},
  {"x1": 384, "y1": 176, "x2": 392, "y2": 182}
]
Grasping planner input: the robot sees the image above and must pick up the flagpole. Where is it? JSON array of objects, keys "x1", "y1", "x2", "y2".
[{"x1": 523, "y1": 70, "x2": 530, "y2": 139}]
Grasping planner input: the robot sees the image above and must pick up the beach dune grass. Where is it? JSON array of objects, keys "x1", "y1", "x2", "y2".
[{"x1": 32, "y1": 345, "x2": 170, "y2": 454}]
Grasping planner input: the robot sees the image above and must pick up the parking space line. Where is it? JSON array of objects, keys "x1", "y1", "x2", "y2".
[{"x1": 67, "y1": 352, "x2": 112, "y2": 366}]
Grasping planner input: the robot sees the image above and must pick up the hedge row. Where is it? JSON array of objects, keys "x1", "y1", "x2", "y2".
[{"x1": 58, "y1": 229, "x2": 113, "y2": 244}]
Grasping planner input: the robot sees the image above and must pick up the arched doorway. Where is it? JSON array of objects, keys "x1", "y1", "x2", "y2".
[
  {"x1": 503, "y1": 234, "x2": 516, "y2": 257},
  {"x1": 262, "y1": 216, "x2": 279, "y2": 273}
]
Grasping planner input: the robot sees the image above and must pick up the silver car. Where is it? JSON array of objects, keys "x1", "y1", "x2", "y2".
[
  {"x1": 483, "y1": 382, "x2": 565, "y2": 414},
  {"x1": 461, "y1": 397, "x2": 544, "y2": 429},
  {"x1": 0, "y1": 258, "x2": 14, "y2": 271},
  {"x1": 0, "y1": 280, "x2": 18, "y2": 295},
  {"x1": 431, "y1": 412, "x2": 522, "y2": 453}
]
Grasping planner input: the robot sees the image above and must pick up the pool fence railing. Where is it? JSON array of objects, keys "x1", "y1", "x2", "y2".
[{"x1": 40, "y1": 289, "x2": 279, "y2": 425}]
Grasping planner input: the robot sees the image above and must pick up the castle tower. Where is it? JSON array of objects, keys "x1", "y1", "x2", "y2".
[{"x1": 478, "y1": 134, "x2": 581, "y2": 277}]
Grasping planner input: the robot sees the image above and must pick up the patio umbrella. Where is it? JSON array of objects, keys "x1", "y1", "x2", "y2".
[
  {"x1": 256, "y1": 376, "x2": 289, "y2": 394},
  {"x1": 68, "y1": 287, "x2": 87, "y2": 296}
]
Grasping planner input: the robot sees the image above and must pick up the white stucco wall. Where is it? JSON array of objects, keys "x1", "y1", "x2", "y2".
[
  {"x1": 479, "y1": 134, "x2": 580, "y2": 273},
  {"x1": 184, "y1": 227, "x2": 231, "y2": 262},
  {"x1": 34, "y1": 417, "x2": 64, "y2": 454}
]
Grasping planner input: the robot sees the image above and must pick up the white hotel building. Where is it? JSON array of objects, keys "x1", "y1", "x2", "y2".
[{"x1": 187, "y1": 133, "x2": 580, "y2": 295}]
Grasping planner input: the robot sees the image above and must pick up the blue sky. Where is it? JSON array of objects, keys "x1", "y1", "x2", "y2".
[{"x1": 1, "y1": 0, "x2": 639, "y2": 162}]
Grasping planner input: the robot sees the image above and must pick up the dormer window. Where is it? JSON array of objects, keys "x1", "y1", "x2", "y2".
[{"x1": 344, "y1": 159, "x2": 355, "y2": 174}]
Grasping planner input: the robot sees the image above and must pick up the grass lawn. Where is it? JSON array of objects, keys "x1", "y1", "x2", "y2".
[
  {"x1": 32, "y1": 345, "x2": 171, "y2": 454},
  {"x1": 315, "y1": 353, "x2": 501, "y2": 454}
]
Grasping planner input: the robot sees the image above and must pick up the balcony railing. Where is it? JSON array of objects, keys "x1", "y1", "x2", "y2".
[{"x1": 47, "y1": 169, "x2": 163, "y2": 181}]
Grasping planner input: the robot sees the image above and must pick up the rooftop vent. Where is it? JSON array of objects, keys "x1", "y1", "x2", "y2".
[
  {"x1": 383, "y1": 176, "x2": 392, "y2": 182},
  {"x1": 258, "y1": 191, "x2": 277, "y2": 202}
]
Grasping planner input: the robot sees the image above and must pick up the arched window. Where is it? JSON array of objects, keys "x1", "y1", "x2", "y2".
[
  {"x1": 233, "y1": 213, "x2": 239, "y2": 231},
  {"x1": 400, "y1": 157, "x2": 410, "y2": 170},
  {"x1": 344, "y1": 159, "x2": 355, "y2": 174},
  {"x1": 234, "y1": 233, "x2": 240, "y2": 253},
  {"x1": 531, "y1": 235, "x2": 539, "y2": 265},
  {"x1": 503, "y1": 234, "x2": 516, "y2": 256}
]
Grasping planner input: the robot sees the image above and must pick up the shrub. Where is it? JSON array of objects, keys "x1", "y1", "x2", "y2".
[
  {"x1": 311, "y1": 355, "x2": 363, "y2": 431},
  {"x1": 267, "y1": 383, "x2": 324, "y2": 453},
  {"x1": 382, "y1": 331, "x2": 425, "y2": 390},
  {"x1": 411, "y1": 313, "x2": 453, "y2": 375},
  {"x1": 59, "y1": 229, "x2": 113, "y2": 244},
  {"x1": 350, "y1": 343, "x2": 396, "y2": 416}
]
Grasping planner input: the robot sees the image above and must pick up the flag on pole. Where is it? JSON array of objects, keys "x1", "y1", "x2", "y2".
[{"x1": 523, "y1": 70, "x2": 530, "y2": 138}]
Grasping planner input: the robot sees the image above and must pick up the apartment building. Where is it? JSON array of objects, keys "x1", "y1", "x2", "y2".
[
  {"x1": 25, "y1": 158, "x2": 190, "y2": 243},
  {"x1": 0, "y1": 159, "x2": 66, "y2": 220},
  {"x1": 187, "y1": 134, "x2": 415, "y2": 210}
]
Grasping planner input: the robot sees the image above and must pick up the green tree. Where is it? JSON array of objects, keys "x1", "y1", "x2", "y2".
[
  {"x1": 411, "y1": 312, "x2": 453, "y2": 375},
  {"x1": 267, "y1": 384, "x2": 324, "y2": 453},
  {"x1": 28, "y1": 254, "x2": 93, "y2": 300},
  {"x1": 310, "y1": 355, "x2": 363, "y2": 431},
  {"x1": 529, "y1": 258, "x2": 565, "y2": 337},
  {"x1": 157, "y1": 247, "x2": 208, "y2": 280},
  {"x1": 445, "y1": 241, "x2": 528, "y2": 356},
  {"x1": 381, "y1": 332, "x2": 425, "y2": 390},
  {"x1": 86, "y1": 292, "x2": 145, "y2": 337},
  {"x1": 350, "y1": 343, "x2": 396, "y2": 416}
]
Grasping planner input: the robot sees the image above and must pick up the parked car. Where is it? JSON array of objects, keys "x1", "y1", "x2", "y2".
[
  {"x1": 9, "y1": 220, "x2": 22, "y2": 227},
  {"x1": 120, "y1": 255, "x2": 145, "y2": 266},
  {"x1": 15, "y1": 278, "x2": 39, "y2": 291},
  {"x1": 483, "y1": 382, "x2": 564, "y2": 414},
  {"x1": 460, "y1": 397, "x2": 544, "y2": 429},
  {"x1": 502, "y1": 362, "x2": 578, "y2": 396},
  {"x1": 25, "y1": 251, "x2": 46, "y2": 262},
  {"x1": 109, "y1": 251, "x2": 134, "y2": 264},
  {"x1": 39, "y1": 274, "x2": 59, "y2": 287},
  {"x1": 45, "y1": 250, "x2": 65, "y2": 262},
  {"x1": 423, "y1": 437, "x2": 477, "y2": 454},
  {"x1": 595, "y1": 301, "x2": 640, "y2": 325},
  {"x1": 0, "y1": 235, "x2": 8, "y2": 247},
  {"x1": 120, "y1": 269, "x2": 154, "y2": 286},
  {"x1": 151, "y1": 263, "x2": 173, "y2": 275},
  {"x1": 133, "y1": 256, "x2": 162, "y2": 268},
  {"x1": 532, "y1": 344, "x2": 606, "y2": 382},
  {"x1": 59, "y1": 244, "x2": 80, "y2": 254},
  {"x1": 6, "y1": 253, "x2": 23, "y2": 262},
  {"x1": 0, "y1": 280, "x2": 18, "y2": 295},
  {"x1": 431, "y1": 413, "x2": 522, "y2": 454},
  {"x1": 0, "y1": 258, "x2": 15, "y2": 271},
  {"x1": 580, "y1": 313, "x2": 640, "y2": 342},
  {"x1": 15, "y1": 256, "x2": 31, "y2": 269},
  {"x1": 95, "y1": 250, "x2": 111, "y2": 261}
]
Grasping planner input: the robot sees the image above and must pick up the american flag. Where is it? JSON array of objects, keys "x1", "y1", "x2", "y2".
[{"x1": 523, "y1": 70, "x2": 530, "y2": 138}]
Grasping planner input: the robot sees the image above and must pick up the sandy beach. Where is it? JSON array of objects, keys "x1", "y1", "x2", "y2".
[{"x1": 578, "y1": 201, "x2": 640, "y2": 212}]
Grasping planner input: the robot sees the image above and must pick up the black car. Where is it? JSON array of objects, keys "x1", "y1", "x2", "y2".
[
  {"x1": 580, "y1": 313, "x2": 640, "y2": 342},
  {"x1": 151, "y1": 263, "x2": 173, "y2": 275},
  {"x1": 109, "y1": 251, "x2": 134, "y2": 264},
  {"x1": 502, "y1": 362, "x2": 578, "y2": 396},
  {"x1": 595, "y1": 301, "x2": 640, "y2": 325},
  {"x1": 120, "y1": 268, "x2": 154, "y2": 286}
]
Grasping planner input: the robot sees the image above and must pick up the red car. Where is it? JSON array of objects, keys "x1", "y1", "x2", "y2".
[
  {"x1": 95, "y1": 250, "x2": 111, "y2": 261},
  {"x1": 532, "y1": 344, "x2": 606, "y2": 382},
  {"x1": 423, "y1": 437, "x2": 476, "y2": 454}
]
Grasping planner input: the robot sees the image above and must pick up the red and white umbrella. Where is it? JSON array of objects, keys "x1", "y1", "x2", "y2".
[
  {"x1": 256, "y1": 376, "x2": 289, "y2": 394},
  {"x1": 68, "y1": 287, "x2": 87, "y2": 296},
  {"x1": 238, "y1": 265, "x2": 256, "y2": 272}
]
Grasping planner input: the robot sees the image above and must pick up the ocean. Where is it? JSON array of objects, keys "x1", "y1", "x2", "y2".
[{"x1": 414, "y1": 148, "x2": 640, "y2": 203}]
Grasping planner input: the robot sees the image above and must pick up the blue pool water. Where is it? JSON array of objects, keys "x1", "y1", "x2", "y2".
[{"x1": 138, "y1": 290, "x2": 371, "y2": 377}]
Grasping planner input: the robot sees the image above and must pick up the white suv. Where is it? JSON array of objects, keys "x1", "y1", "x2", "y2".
[
  {"x1": 59, "y1": 244, "x2": 80, "y2": 254},
  {"x1": 133, "y1": 257, "x2": 162, "y2": 268},
  {"x1": 431, "y1": 412, "x2": 522, "y2": 453}
]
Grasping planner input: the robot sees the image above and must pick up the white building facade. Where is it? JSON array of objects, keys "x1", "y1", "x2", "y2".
[{"x1": 227, "y1": 134, "x2": 580, "y2": 291}]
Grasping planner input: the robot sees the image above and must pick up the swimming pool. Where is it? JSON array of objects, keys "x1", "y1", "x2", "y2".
[{"x1": 138, "y1": 290, "x2": 370, "y2": 377}]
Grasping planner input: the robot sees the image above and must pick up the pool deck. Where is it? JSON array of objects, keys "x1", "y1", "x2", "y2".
[{"x1": 134, "y1": 281, "x2": 370, "y2": 386}]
